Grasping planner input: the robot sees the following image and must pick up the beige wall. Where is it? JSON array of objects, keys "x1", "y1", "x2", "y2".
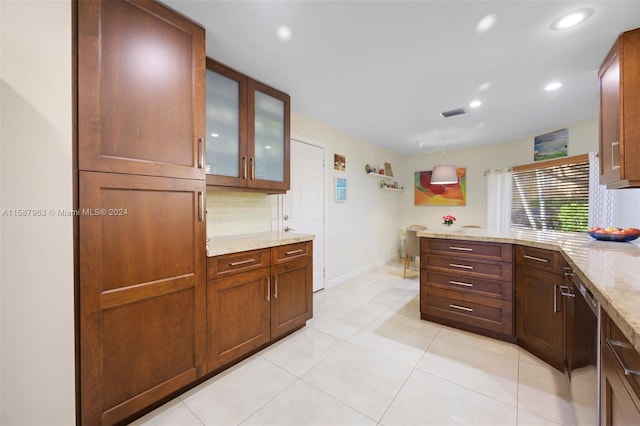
[
  {"x1": 398, "y1": 118, "x2": 599, "y2": 229},
  {"x1": 0, "y1": 1, "x2": 75, "y2": 424},
  {"x1": 292, "y1": 112, "x2": 403, "y2": 284}
]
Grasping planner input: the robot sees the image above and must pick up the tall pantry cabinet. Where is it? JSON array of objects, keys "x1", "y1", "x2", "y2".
[{"x1": 77, "y1": 1, "x2": 206, "y2": 424}]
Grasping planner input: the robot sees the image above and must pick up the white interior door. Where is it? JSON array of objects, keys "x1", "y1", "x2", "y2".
[{"x1": 283, "y1": 139, "x2": 326, "y2": 291}]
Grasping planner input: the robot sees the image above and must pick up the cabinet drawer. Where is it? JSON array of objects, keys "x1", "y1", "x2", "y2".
[
  {"x1": 421, "y1": 271, "x2": 512, "y2": 300},
  {"x1": 207, "y1": 249, "x2": 270, "y2": 280},
  {"x1": 602, "y1": 309, "x2": 640, "y2": 402},
  {"x1": 271, "y1": 241, "x2": 311, "y2": 265},
  {"x1": 515, "y1": 245, "x2": 565, "y2": 274},
  {"x1": 420, "y1": 286, "x2": 513, "y2": 335},
  {"x1": 422, "y1": 255, "x2": 512, "y2": 281},
  {"x1": 422, "y1": 238, "x2": 512, "y2": 262}
]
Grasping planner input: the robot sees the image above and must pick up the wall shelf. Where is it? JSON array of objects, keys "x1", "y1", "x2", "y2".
[
  {"x1": 366, "y1": 172, "x2": 403, "y2": 190},
  {"x1": 366, "y1": 172, "x2": 394, "y2": 180}
]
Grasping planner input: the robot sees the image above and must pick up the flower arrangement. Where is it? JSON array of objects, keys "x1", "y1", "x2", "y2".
[{"x1": 442, "y1": 215, "x2": 456, "y2": 226}]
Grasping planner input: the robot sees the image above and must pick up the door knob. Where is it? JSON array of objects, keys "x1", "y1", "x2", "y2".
[{"x1": 284, "y1": 226, "x2": 294, "y2": 232}]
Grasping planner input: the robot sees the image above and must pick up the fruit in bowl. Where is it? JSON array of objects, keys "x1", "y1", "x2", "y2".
[{"x1": 587, "y1": 227, "x2": 640, "y2": 242}]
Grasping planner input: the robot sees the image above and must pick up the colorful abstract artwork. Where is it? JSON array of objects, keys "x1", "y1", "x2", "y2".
[{"x1": 414, "y1": 168, "x2": 467, "y2": 206}]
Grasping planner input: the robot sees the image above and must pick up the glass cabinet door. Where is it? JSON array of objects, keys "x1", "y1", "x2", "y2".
[
  {"x1": 249, "y1": 81, "x2": 290, "y2": 191},
  {"x1": 205, "y1": 60, "x2": 247, "y2": 187}
]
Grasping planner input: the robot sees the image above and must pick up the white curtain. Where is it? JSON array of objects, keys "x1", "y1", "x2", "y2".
[
  {"x1": 588, "y1": 152, "x2": 617, "y2": 227},
  {"x1": 486, "y1": 168, "x2": 513, "y2": 231}
]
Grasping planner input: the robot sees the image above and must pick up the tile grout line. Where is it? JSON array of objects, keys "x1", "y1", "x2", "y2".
[{"x1": 376, "y1": 323, "x2": 444, "y2": 424}]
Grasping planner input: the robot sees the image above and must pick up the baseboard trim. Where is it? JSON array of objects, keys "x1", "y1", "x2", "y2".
[{"x1": 325, "y1": 256, "x2": 397, "y2": 288}]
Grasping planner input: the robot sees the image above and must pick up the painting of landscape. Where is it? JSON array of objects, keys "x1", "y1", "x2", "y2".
[{"x1": 534, "y1": 128, "x2": 568, "y2": 161}]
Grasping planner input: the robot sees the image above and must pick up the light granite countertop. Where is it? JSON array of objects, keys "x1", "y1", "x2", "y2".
[
  {"x1": 206, "y1": 232, "x2": 315, "y2": 257},
  {"x1": 417, "y1": 228, "x2": 640, "y2": 353}
]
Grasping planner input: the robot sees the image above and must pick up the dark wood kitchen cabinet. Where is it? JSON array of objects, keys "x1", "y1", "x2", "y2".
[
  {"x1": 207, "y1": 242, "x2": 312, "y2": 372},
  {"x1": 601, "y1": 308, "x2": 640, "y2": 425},
  {"x1": 599, "y1": 27, "x2": 640, "y2": 188},
  {"x1": 270, "y1": 242, "x2": 314, "y2": 338},
  {"x1": 515, "y1": 246, "x2": 567, "y2": 371},
  {"x1": 420, "y1": 238, "x2": 514, "y2": 341},
  {"x1": 77, "y1": 1, "x2": 206, "y2": 424},
  {"x1": 206, "y1": 249, "x2": 271, "y2": 371},
  {"x1": 78, "y1": 0, "x2": 205, "y2": 180},
  {"x1": 205, "y1": 58, "x2": 290, "y2": 193},
  {"x1": 79, "y1": 172, "x2": 206, "y2": 425}
]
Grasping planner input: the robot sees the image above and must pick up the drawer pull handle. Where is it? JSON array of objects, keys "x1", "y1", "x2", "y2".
[
  {"x1": 449, "y1": 304, "x2": 473, "y2": 313},
  {"x1": 285, "y1": 249, "x2": 304, "y2": 255},
  {"x1": 523, "y1": 254, "x2": 549, "y2": 263},
  {"x1": 449, "y1": 246, "x2": 473, "y2": 252},
  {"x1": 606, "y1": 339, "x2": 640, "y2": 376},
  {"x1": 559, "y1": 285, "x2": 575, "y2": 298},
  {"x1": 449, "y1": 280, "x2": 473, "y2": 287},
  {"x1": 449, "y1": 263, "x2": 473, "y2": 270},
  {"x1": 229, "y1": 258, "x2": 256, "y2": 267}
]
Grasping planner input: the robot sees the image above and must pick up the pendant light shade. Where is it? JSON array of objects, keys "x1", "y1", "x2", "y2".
[
  {"x1": 415, "y1": 141, "x2": 458, "y2": 184},
  {"x1": 431, "y1": 164, "x2": 458, "y2": 184}
]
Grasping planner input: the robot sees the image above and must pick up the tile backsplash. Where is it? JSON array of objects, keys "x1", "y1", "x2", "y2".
[{"x1": 206, "y1": 191, "x2": 279, "y2": 237}]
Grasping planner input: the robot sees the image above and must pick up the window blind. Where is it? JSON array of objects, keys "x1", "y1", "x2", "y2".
[{"x1": 511, "y1": 154, "x2": 589, "y2": 232}]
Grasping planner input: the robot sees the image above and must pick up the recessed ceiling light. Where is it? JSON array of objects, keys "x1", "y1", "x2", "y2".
[
  {"x1": 210, "y1": 133, "x2": 219, "y2": 138},
  {"x1": 469, "y1": 100, "x2": 482, "y2": 108},
  {"x1": 544, "y1": 82, "x2": 563, "y2": 91},
  {"x1": 476, "y1": 14, "x2": 497, "y2": 33},
  {"x1": 277, "y1": 25, "x2": 292, "y2": 41},
  {"x1": 478, "y1": 82, "x2": 492, "y2": 91},
  {"x1": 550, "y1": 8, "x2": 593, "y2": 31},
  {"x1": 265, "y1": 145, "x2": 272, "y2": 149}
]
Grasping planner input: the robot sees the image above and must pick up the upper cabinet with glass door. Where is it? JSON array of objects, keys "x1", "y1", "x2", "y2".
[{"x1": 205, "y1": 59, "x2": 290, "y2": 193}]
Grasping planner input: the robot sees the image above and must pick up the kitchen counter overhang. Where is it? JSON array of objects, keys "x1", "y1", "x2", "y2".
[
  {"x1": 206, "y1": 232, "x2": 315, "y2": 257},
  {"x1": 417, "y1": 228, "x2": 640, "y2": 353}
]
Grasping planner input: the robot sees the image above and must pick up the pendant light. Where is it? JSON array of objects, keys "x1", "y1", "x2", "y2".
[
  {"x1": 431, "y1": 163, "x2": 458, "y2": 184},
  {"x1": 417, "y1": 142, "x2": 458, "y2": 184}
]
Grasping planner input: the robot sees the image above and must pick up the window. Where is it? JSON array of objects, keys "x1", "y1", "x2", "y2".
[{"x1": 511, "y1": 154, "x2": 589, "y2": 232}]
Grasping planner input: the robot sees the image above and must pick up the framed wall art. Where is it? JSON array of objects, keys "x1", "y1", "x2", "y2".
[
  {"x1": 414, "y1": 167, "x2": 467, "y2": 206},
  {"x1": 534, "y1": 128, "x2": 568, "y2": 161},
  {"x1": 335, "y1": 177, "x2": 347, "y2": 202}
]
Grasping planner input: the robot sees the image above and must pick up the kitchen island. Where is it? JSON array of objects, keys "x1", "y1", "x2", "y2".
[{"x1": 417, "y1": 228, "x2": 640, "y2": 354}]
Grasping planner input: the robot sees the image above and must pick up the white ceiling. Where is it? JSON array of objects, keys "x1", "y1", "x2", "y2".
[{"x1": 164, "y1": 0, "x2": 640, "y2": 155}]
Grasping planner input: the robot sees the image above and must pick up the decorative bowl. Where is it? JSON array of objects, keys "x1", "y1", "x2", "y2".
[{"x1": 587, "y1": 228, "x2": 640, "y2": 242}]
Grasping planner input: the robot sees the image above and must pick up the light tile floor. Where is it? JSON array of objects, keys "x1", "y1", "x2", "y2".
[{"x1": 131, "y1": 262, "x2": 577, "y2": 426}]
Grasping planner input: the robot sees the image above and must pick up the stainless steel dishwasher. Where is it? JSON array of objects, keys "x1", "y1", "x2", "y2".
[{"x1": 564, "y1": 268, "x2": 600, "y2": 426}]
